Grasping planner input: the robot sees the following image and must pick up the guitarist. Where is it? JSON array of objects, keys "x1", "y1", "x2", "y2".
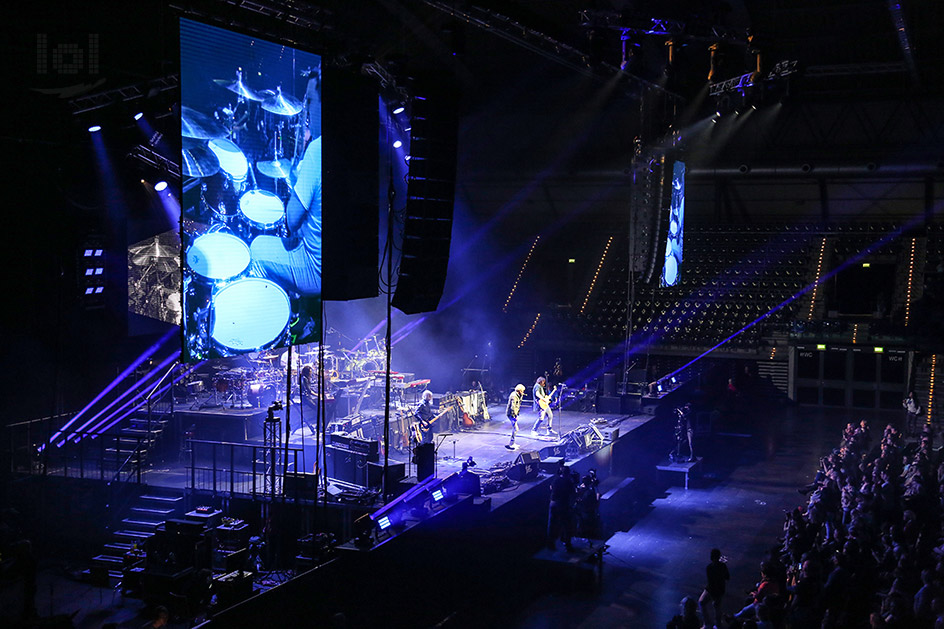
[
  {"x1": 530, "y1": 376, "x2": 559, "y2": 438},
  {"x1": 413, "y1": 390, "x2": 436, "y2": 445}
]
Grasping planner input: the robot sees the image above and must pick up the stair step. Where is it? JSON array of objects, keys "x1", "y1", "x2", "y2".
[
  {"x1": 140, "y1": 494, "x2": 184, "y2": 503},
  {"x1": 105, "y1": 448, "x2": 143, "y2": 455},
  {"x1": 131, "y1": 506, "x2": 175, "y2": 516},
  {"x1": 92, "y1": 554, "x2": 124, "y2": 566},
  {"x1": 104, "y1": 542, "x2": 135, "y2": 552},
  {"x1": 115, "y1": 529, "x2": 153, "y2": 540},
  {"x1": 122, "y1": 518, "x2": 162, "y2": 528},
  {"x1": 120, "y1": 428, "x2": 161, "y2": 437}
]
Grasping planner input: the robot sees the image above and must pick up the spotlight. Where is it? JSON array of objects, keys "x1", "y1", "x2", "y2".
[
  {"x1": 88, "y1": 125, "x2": 102, "y2": 133},
  {"x1": 154, "y1": 181, "x2": 168, "y2": 192},
  {"x1": 393, "y1": 105, "x2": 405, "y2": 115},
  {"x1": 393, "y1": 140, "x2": 402, "y2": 149},
  {"x1": 738, "y1": 164, "x2": 750, "y2": 174},
  {"x1": 133, "y1": 112, "x2": 144, "y2": 121}
]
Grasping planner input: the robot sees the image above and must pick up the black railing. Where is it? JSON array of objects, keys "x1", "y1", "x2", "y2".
[
  {"x1": 187, "y1": 439, "x2": 306, "y2": 500},
  {"x1": 6, "y1": 419, "x2": 150, "y2": 484}
]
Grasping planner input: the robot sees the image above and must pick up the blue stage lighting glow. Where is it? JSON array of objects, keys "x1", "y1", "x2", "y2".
[
  {"x1": 378, "y1": 516, "x2": 392, "y2": 530},
  {"x1": 88, "y1": 125, "x2": 101, "y2": 133},
  {"x1": 392, "y1": 106, "x2": 405, "y2": 115},
  {"x1": 393, "y1": 140, "x2": 402, "y2": 149},
  {"x1": 154, "y1": 181, "x2": 168, "y2": 192},
  {"x1": 133, "y1": 112, "x2": 144, "y2": 121}
]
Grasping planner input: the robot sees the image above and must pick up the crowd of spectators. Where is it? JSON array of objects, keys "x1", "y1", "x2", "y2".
[{"x1": 670, "y1": 419, "x2": 944, "y2": 628}]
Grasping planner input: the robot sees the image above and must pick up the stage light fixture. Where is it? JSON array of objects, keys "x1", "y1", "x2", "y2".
[
  {"x1": 378, "y1": 516, "x2": 392, "y2": 530},
  {"x1": 393, "y1": 140, "x2": 402, "y2": 149},
  {"x1": 154, "y1": 181, "x2": 168, "y2": 192},
  {"x1": 88, "y1": 125, "x2": 101, "y2": 133},
  {"x1": 133, "y1": 112, "x2": 144, "y2": 121}
]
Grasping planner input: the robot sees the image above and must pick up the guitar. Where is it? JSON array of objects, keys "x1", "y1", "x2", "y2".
[
  {"x1": 537, "y1": 385, "x2": 559, "y2": 412},
  {"x1": 410, "y1": 402, "x2": 455, "y2": 443}
]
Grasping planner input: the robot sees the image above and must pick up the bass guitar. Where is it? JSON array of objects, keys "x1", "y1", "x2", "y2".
[
  {"x1": 537, "y1": 385, "x2": 559, "y2": 412},
  {"x1": 410, "y1": 401, "x2": 456, "y2": 444}
]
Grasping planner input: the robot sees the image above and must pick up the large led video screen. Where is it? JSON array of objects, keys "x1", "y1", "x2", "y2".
[
  {"x1": 661, "y1": 161, "x2": 685, "y2": 287},
  {"x1": 180, "y1": 19, "x2": 322, "y2": 361}
]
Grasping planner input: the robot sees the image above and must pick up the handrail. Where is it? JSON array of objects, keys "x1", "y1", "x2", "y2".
[
  {"x1": 111, "y1": 437, "x2": 145, "y2": 484},
  {"x1": 6, "y1": 413, "x2": 73, "y2": 429}
]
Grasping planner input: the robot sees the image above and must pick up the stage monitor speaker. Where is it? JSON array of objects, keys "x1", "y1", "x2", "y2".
[
  {"x1": 284, "y1": 472, "x2": 319, "y2": 499},
  {"x1": 508, "y1": 450, "x2": 541, "y2": 482},
  {"x1": 539, "y1": 443, "x2": 566, "y2": 459},
  {"x1": 414, "y1": 442, "x2": 435, "y2": 481},
  {"x1": 442, "y1": 470, "x2": 482, "y2": 498},
  {"x1": 367, "y1": 461, "x2": 406, "y2": 489},
  {"x1": 392, "y1": 82, "x2": 458, "y2": 315}
]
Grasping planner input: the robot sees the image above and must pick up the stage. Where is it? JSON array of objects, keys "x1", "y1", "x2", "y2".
[{"x1": 145, "y1": 402, "x2": 663, "y2": 499}]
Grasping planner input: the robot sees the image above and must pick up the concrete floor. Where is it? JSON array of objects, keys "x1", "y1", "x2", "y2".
[{"x1": 510, "y1": 402, "x2": 896, "y2": 628}]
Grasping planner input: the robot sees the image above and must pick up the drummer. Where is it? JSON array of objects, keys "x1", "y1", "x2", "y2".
[{"x1": 249, "y1": 136, "x2": 321, "y2": 296}]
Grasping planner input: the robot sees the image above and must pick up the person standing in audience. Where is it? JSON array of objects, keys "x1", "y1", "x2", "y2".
[{"x1": 699, "y1": 547, "x2": 730, "y2": 628}]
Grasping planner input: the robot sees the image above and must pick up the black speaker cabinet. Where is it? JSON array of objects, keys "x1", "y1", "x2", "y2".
[
  {"x1": 597, "y1": 395, "x2": 621, "y2": 414},
  {"x1": 284, "y1": 472, "x2": 319, "y2": 499},
  {"x1": 508, "y1": 450, "x2": 541, "y2": 482},
  {"x1": 326, "y1": 445, "x2": 368, "y2": 487},
  {"x1": 414, "y1": 443, "x2": 435, "y2": 481},
  {"x1": 367, "y1": 461, "x2": 406, "y2": 489}
]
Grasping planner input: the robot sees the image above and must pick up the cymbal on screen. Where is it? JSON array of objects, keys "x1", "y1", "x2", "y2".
[
  {"x1": 181, "y1": 106, "x2": 227, "y2": 140},
  {"x1": 182, "y1": 146, "x2": 221, "y2": 178},
  {"x1": 213, "y1": 76, "x2": 263, "y2": 102}
]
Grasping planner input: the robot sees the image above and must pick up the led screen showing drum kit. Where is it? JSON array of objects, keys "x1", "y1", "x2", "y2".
[
  {"x1": 180, "y1": 19, "x2": 322, "y2": 362},
  {"x1": 661, "y1": 161, "x2": 686, "y2": 288}
]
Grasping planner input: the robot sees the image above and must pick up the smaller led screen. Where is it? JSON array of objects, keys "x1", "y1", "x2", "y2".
[
  {"x1": 661, "y1": 161, "x2": 685, "y2": 287},
  {"x1": 180, "y1": 19, "x2": 322, "y2": 361}
]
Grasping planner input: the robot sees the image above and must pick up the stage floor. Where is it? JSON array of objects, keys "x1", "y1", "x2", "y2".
[{"x1": 144, "y1": 406, "x2": 654, "y2": 494}]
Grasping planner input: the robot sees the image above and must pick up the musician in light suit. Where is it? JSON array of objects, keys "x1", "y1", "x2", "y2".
[
  {"x1": 413, "y1": 390, "x2": 435, "y2": 445},
  {"x1": 531, "y1": 376, "x2": 558, "y2": 438}
]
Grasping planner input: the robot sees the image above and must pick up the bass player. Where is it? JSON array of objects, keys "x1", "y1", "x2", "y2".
[{"x1": 413, "y1": 390, "x2": 436, "y2": 445}]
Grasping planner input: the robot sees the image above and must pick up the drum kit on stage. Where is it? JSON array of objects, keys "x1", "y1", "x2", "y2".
[
  {"x1": 182, "y1": 68, "x2": 312, "y2": 360},
  {"x1": 184, "y1": 338, "x2": 420, "y2": 411}
]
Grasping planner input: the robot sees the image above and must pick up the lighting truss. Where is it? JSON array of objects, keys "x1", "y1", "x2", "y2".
[
  {"x1": 362, "y1": 61, "x2": 410, "y2": 105},
  {"x1": 708, "y1": 60, "x2": 798, "y2": 97},
  {"x1": 423, "y1": 1, "x2": 680, "y2": 100},
  {"x1": 578, "y1": 9, "x2": 745, "y2": 45},
  {"x1": 68, "y1": 74, "x2": 178, "y2": 115},
  {"x1": 129, "y1": 144, "x2": 181, "y2": 180}
]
